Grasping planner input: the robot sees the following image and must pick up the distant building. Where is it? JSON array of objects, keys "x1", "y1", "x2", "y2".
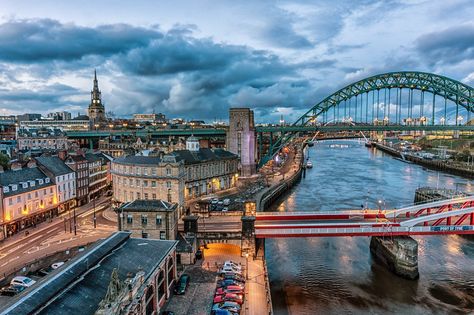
[
  {"x1": 0, "y1": 121, "x2": 16, "y2": 140},
  {"x1": 46, "y1": 111, "x2": 72, "y2": 121},
  {"x1": 0, "y1": 165, "x2": 58, "y2": 239},
  {"x1": 17, "y1": 128, "x2": 73, "y2": 151},
  {"x1": 35, "y1": 156, "x2": 76, "y2": 212},
  {"x1": 17, "y1": 113, "x2": 41, "y2": 122},
  {"x1": 133, "y1": 113, "x2": 166, "y2": 124},
  {"x1": 85, "y1": 152, "x2": 110, "y2": 200},
  {"x1": 0, "y1": 140, "x2": 16, "y2": 157},
  {"x1": 64, "y1": 153, "x2": 89, "y2": 206},
  {"x1": 117, "y1": 199, "x2": 179, "y2": 240},
  {"x1": 0, "y1": 232, "x2": 178, "y2": 315},
  {"x1": 19, "y1": 119, "x2": 89, "y2": 132},
  {"x1": 88, "y1": 70, "x2": 106, "y2": 123}
]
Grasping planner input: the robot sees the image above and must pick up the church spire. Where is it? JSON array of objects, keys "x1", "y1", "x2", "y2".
[{"x1": 88, "y1": 69, "x2": 105, "y2": 122}]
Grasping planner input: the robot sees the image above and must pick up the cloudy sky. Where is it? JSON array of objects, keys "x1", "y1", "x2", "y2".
[{"x1": 0, "y1": 0, "x2": 473, "y2": 123}]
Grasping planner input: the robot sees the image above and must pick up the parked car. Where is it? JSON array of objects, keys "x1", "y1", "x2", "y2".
[
  {"x1": 10, "y1": 276, "x2": 36, "y2": 288},
  {"x1": 217, "y1": 279, "x2": 245, "y2": 289},
  {"x1": 214, "y1": 293, "x2": 244, "y2": 305},
  {"x1": 0, "y1": 285, "x2": 25, "y2": 296},
  {"x1": 211, "y1": 198, "x2": 219, "y2": 204},
  {"x1": 219, "y1": 266, "x2": 242, "y2": 276},
  {"x1": 215, "y1": 286, "x2": 244, "y2": 295},
  {"x1": 222, "y1": 207, "x2": 229, "y2": 212},
  {"x1": 223, "y1": 199, "x2": 231, "y2": 206},
  {"x1": 173, "y1": 274, "x2": 190, "y2": 295},
  {"x1": 212, "y1": 301, "x2": 241, "y2": 313},
  {"x1": 222, "y1": 273, "x2": 245, "y2": 283},
  {"x1": 223, "y1": 261, "x2": 242, "y2": 270},
  {"x1": 210, "y1": 310, "x2": 237, "y2": 315},
  {"x1": 217, "y1": 201, "x2": 224, "y2": 206},
  {"x1": 195, "y1": 249, "x2": 203, "y2": 260}
]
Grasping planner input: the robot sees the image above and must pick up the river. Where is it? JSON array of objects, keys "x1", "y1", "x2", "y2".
[{"x1": 266, "y1": 139, "x2": 474, "y2": 315}]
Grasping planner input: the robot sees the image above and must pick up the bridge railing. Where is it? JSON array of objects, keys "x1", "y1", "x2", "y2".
[{"x1": 386, "y1": 195, "x2": 474, "y2": 218}]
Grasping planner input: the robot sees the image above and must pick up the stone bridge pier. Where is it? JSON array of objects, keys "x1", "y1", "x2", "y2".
[{"x1": 370, "y1": 236, "x2": 419, "y2": 280}]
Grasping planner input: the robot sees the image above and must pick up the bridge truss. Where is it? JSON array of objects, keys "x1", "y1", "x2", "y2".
[{"x1": 258, "y1": 71, "x2": 474, "y2": 167}]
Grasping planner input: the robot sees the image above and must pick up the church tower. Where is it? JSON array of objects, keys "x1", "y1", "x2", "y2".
[{"x1": 88, "y1": 70, "x2": 106, "y2": 123}]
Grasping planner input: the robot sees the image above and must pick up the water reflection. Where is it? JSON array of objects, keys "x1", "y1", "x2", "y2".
[{"x1": 266, "y1": 140, "x2": 474, "y2": 315}]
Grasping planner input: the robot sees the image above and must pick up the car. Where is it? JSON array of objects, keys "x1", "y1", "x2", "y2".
[
  {"x1": 195, "y1": 249, "x2": 203, "y2": 260},
  {"x1": 224, "y1": 261, "x2": 242, "y2": 270},
  {"x1": 219, "y1": 266, "x2": 242, "y2": 276},
  {"x1": 217, "y1": 201, "x2": 224, "y2": 206},
  {"x1": 210, "y1": 310, "x2": 238, "y2": 315},
  {"x1": 215, "y1": 286, "x2": 244, "y2": 296},
  {"x1": 217, "y1": 279, "x2": 245, "y2": 289},
  {"x1": 51, "y1": 262, "x2": 64, "y2": 269},
  {"x1": 10, "y1": 276, "x2": 36, "y2": 288},
  {"x1": 173, "y1": 274, "x2": 190, "y2": 295},
  {"x1": 222, "y1": 207, "x2": 229, "y2": 212},
  {"x1": 223, "y1": 199, "x2": 231, "y2": 206},
  {"x1": 212, "y1": 301, "x2": 241, "y2": 313},
  {"x1": 211, "y1": 198, "x2": 219, "y2": 204},
  {"x1": 214, "y1": 293, "x2": 244, "y2": 305},
  {"x1": 194, "y1": 203, "x2": 200, "y2": 210},
  {"x1": 0, "y1": 285, "x2": 26, "y2": 296},
  {"x1": 222, "y1": 273, "x2": 245, "y2": 283},
  {"x1": 106, "y1": 190, "x2": 113, "y2": 196}
]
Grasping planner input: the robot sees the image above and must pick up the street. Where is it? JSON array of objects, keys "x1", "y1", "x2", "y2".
[{"x1": 0, "y1": 196, "x2": 116, "y2": 278}]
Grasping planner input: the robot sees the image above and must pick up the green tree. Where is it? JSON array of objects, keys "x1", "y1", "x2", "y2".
[{"x1": 0, "y1": 153, "x2": 9, "y2": 170}]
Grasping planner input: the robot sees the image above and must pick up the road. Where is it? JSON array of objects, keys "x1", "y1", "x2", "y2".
[{"x1": 0, "y1": 196, "x2": 116, "y2": 278}]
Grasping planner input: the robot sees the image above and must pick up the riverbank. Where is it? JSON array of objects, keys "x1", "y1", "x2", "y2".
[{"x1": 373, "y1": 142, "x2": 474, "y2": 179}]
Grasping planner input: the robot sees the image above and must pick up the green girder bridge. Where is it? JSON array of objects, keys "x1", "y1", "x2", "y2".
[{"x1": 258, "y1": 71, "x2": 474, "y2": 167}]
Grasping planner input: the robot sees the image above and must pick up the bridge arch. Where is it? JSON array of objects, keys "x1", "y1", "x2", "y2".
[{"x1": 295, "y1": 71, "x2": 474, "y2": 126}]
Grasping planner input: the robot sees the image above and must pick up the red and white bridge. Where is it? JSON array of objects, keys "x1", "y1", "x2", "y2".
[{"x1": 255, "y1": 196, "x2": 474, "y2": 238}]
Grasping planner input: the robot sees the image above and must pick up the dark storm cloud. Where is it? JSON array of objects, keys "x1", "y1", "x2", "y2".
[
  {"x1": 415, "y1": 25, "x2": 474, "y2": 65},
  {"x1": 0, "y1": 19, "x2": 162, "y2": 62}
]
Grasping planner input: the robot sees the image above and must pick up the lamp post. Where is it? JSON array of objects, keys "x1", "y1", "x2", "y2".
[
  {"x1": 93, "y1": 197, "x2": 97, "y2": 228},
  {"x1": 245, "y1": 253, "x2": 249, "y2": 280}
]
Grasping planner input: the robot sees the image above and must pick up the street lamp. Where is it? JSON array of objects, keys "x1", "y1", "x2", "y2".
[
  {"x1": 93, "y1": 198, "x2": 97, "y2": 228},
  {"x1": 245, "y1": 253, "x2": 249, "y2": 280}
]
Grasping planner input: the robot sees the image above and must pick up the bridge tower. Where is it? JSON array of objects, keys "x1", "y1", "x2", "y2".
[{"x1": 227, "y1": 108, "x2": 257, "y2": 176}]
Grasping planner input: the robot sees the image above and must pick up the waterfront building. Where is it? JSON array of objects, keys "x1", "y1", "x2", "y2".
[
  {"x1": 0, "y1": 232, "x2": 178, "y2": 315},
  {"x1": 0, "y1": 164, "x2": 58, "y2": 239},
  {"x1": 88, "y1": 70, "x2": 106, "y2": 123},
  {"x1": 117, "y1": 199, "x2": 178, "y2": 240},
  {"x1": 35, "y1": 156, "x2": 76, "y2": 212},
  {"x1": 111, "y1": 136, "x2": 239, "y2": 212},
  {"x1": 227, "y1": 108, "x2": 257, "y2": 176}
]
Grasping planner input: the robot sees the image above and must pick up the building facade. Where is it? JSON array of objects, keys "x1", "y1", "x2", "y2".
[
  {"x1": 86, "y1": 153, "x2": 109, "y2": 200},
  {"x1": 117, "y1": 199, "x2": 178, "y2": 240},
  {"x1": 227, "y1": 108, "x2": 257, "y2": 176},
  {"x1": 88, "y1": 70, "x2": 106, "y2": 123},
  {"x1": 64, "y1": 154, "x2": 89, "y2": 206},
  {"x1": 35, "y1": 156, "x2": 76, "y2": 213},
  {"x1": 18, "y1": 119, "x2": 90, "y2": 132},
  {"x1": 0, "y1": 165, "x2": 58, "y2": 239},
  {"x1": 17, "y1": 128, "x2": 73, "y2": 151},
  {"x1": 111, "y1": 137, "x2": 239, "y2": 212},
  {"x1": 133, "y1": 113, "x2": 167, "y2": 124}
]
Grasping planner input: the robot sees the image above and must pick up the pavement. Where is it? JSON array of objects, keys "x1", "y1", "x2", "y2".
[{"x1": 0, "y1": 196, "x2": 116, "y2": 278}]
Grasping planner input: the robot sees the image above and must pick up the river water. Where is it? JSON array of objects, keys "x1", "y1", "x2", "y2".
[{"x1": 266, "y1": 139, "x2": 474, "y2": 315}]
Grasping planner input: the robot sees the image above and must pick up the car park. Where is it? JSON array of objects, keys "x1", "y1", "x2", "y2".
[
  {"x1": 0, "y1": 285, "x2": 25, "y2": 296},
  {"x1": 10, "y1": 276, "x2": 36, "y2": 288},
  {"x1": 173, "y1": 274, "x2": 190, "y2": 295}
]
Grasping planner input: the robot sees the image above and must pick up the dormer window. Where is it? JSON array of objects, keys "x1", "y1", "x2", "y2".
[
  {"x1": 29, "y1": 180, "x2": 35, "y2": 187},
  {"x1": 45, "y1": 178, "x2": 50, "y2": 183},
  {"x1": 3, "y1": 186, "x2": 9, "y2": 193},
  {"x1": 37, "y1": 179, "x2": 44, "y2": 185},
  {"x1": 22, "y1": 182, "x2": 28, "y2": 189},
  {"x1": 11, "y1": 184, "x2": 17, "y2": 191}
]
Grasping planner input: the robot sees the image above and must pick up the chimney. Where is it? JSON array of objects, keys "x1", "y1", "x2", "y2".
[
  {"x1": 58, "y1": 150, "x2": 67, "y2": 161},
  {"x1": 11, "y1": 161, "x2": 22, "y2": 171},
  {"x1": 27, "y1": 160, "x2": 36, "y2": 168}
]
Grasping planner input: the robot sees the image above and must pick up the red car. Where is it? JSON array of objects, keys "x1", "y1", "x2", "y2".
[
  {"x1": 215, "y1": 286, "x2": 244, "y2": 296},
  {"x1": 214, "y1": 293, "x2": 244, "y2": 305}
]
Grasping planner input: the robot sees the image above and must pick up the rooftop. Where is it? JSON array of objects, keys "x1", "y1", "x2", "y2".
[
  {"x1": 171, "y1": 148, "x2": 237, "y2": 165},
  {"x1": 0, "y1": 167, "x2": 54, "y2": 197},
  {"x1": 0, "y1": 232, "x2": 177, "y2": 315},
  {"x1": 113, "y1": 155, "x2": 162, "y2": 165},
  {"x1": 35, "y1": 156, "x2": 74, "y2": 176},
  {"x1": 119, "y1": 199, "x2": 176, "y2": 212}
]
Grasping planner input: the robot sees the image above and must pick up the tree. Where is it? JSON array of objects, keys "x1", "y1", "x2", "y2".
[{"x1": 0, "y1": 153, "x2": 9, "y2": 170}]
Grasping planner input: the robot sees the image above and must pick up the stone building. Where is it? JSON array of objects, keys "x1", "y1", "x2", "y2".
[
  {"x1": 117, "y1": 199, "x2": 178, "y2": 240},
  {"x1": 111, "y1": 137, "x2": 239, "y2": 212},
  {"x1": 64, "y1": 153, "x2": 89, "y2": 206},
  {"x1": 17, "y1": 128, "x2": 73, "y2": 151},
  {"x1": 227, "y1": 108, "x2": 257, "y2": 176},
  {"x1": 88, "y1": 70, "x2": 106, "y2": 123}
]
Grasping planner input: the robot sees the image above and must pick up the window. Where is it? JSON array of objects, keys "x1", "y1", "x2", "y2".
[
  {"x1": 160, "y1": 231, "x2": 166, "y2": 240},
  {"x1": 151, "y1": 181, "x2": 156, "y2": 187},
  {"x1": 8, "y1": 198, "x2": 12, "y2": 206},
  {"x1": 143, "y1": 180, "x2": 148, "y2": 187},
  {"x1": 144, "y1": 168, "x2": 148, "y2": 175},
  {"x1": 152, "y1": 193, "x2": 157, "y2": 200},
  {"x1": 144, "y1": 193, "x2": 149, "y2": 200},
  {"x1": 127, "y1": 214, "x2": 133, "y2": 224},
  {"x1": 27, "y1": 193, "x2": 31, "y2": 200},
  {"x1": 151, "y1": 168, "x2": 156, "y2": 176},
  {"x1": 135, "y1": 179, "x2": 140, "y2": 187},
  {"x1": 141, "y1": 215, "x2": 148, "y2": 225},
  {"x1": 136, "y1": 167, "x2": 140, "y2": 175},
  {"x1": 17, "y1": 196, "x2": 21, "y2": 203},
  {"x1": 166, "y1": 181, "x2": 171, "y2": 188},
  {"x1": 129, "y1": 179, "x2": 133, "y2": 186},
  {"x1": 137, "y1": 192, "x2": 141, "y2": 199},
  {"x1": 35, "y1": 191, "x2": 38, "y2": 198},
  {"x1": 167, "y1": 189, "x2": 172, "y2": 203},
  {"x1": 156, "y1": 215, "x2": 162, "y2": 225},
  {"x1": 166, "y1": 168, "x2": 171, "y2": 176}
]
